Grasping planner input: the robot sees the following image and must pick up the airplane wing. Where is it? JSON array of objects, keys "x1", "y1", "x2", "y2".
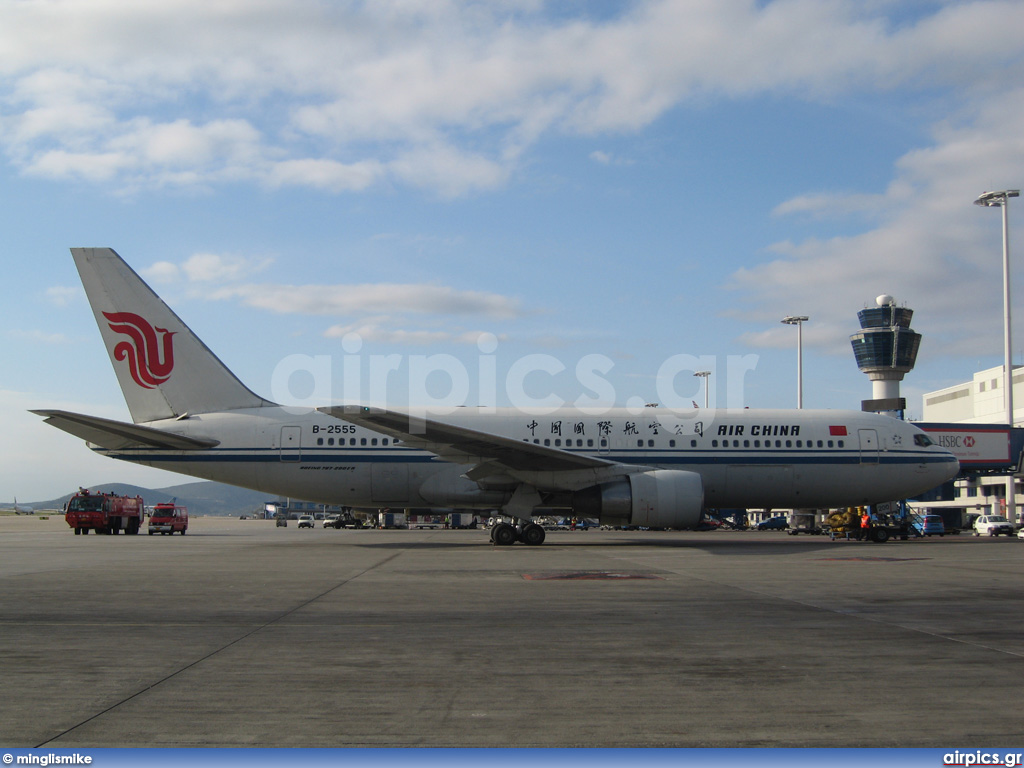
[
  {"x1": 31, "y1": 410, "x2": 220, "y2": 450},
  {"x1": 318, "y1": 405, "x2": 629, "y2": 483}
]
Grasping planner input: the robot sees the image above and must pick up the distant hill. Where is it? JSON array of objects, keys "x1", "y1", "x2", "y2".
[{"x1": 18, "y1": 481, "x2": 277, "y2": 517}]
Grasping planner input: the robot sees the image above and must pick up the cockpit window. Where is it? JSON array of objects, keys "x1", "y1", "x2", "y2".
[{"x1": 914, "y1": 434, "x2": 933, "y2": 447}]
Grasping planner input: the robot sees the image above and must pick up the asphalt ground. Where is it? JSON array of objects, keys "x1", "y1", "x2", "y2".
[{"x1": 1, "y1": 515, "x2": 1022, "y2": 748}]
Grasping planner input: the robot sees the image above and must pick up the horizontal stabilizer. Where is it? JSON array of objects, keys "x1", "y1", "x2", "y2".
[{"x1": 31, "y1": 410, "x2": 219, "y2": 450}]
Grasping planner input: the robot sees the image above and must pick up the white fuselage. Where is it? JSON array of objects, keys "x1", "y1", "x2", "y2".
[{"x1": 92, "y1": 406, "x2": 959, "y2": 512}]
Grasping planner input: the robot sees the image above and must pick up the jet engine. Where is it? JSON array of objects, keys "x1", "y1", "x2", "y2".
[{"x1": 572, "y1": 469, "x2": 704, "y2": 529}]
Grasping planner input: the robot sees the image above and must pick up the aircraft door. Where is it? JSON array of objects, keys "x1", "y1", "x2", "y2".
[
  {"x1": 280, "y1": 426, "x2": 301, "y2": 462},
  {"x1": 858, "y1": 429, "x2": 879, "y2": 465}
]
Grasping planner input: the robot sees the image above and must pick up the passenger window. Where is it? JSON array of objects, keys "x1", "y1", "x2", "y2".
[
  {"x1": 827, "y1": 440, "x2": 833, "y2": 448},
  {"x1": 838, "y1": 440, "x2": 844, "y2": 448},
  {"x1": 786, "y1": 440, "x2": 792, "y2": 448},
  {"x1": 360, "y1": 438, "x2": 367, "y2": 446},
  {"x1": 328, "y1": 438, "x2": 334, "y2": 446},
  {"x1": 712, "y1": 440, "x2": 718, "y2": 448},
  {"x1": 744, "y1": 440, "x2": 750, "y2": 448},
  {"x1": 371, "y1": 438, "x2": 378, "y2": 446},
  {"x1": 317, "y1": 438, "x2": 324, "y2": 446}
]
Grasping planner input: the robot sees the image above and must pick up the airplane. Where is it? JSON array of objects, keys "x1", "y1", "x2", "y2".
[
  {"x1": 12, "y1": 498, "x2": 34, "y2": 515},
  {"x1": 33, "y1": 248, "x2": 960, "y2": 546}
]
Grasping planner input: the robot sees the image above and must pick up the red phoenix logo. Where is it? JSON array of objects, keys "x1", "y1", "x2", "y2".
[{"x1": 102, "y1": 311, "x2": 176, "y2": 389}]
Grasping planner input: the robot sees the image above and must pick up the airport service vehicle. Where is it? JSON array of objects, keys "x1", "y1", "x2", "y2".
[
  {"x1": 325, "y1": 513, "x2": 364, "y2": 529},
  {"x1": 786, "y1": 510, "x2": 823, "y2": 535},
  {"x1": 825, "y1": 506, "x2": 911, "y2": 543},
  {"x1": 973, "y1": 515, "x2": 1015, "y2": 537},
  {"x1": 911, "y1": 514, "x2": 945, "y2": 537},
  {"x1": 449, "y1": 512, "x2": 476, "y2": 529},
  {"x1": 148, "y1": 502, "x2": 188, "y2": 535},
  {"x1": 35, "y1": 248, "x2": 961, "y2": 547},
  {"x1": 65, "y1": 489, "x2": 144, "y2": 535},
  {"x1": 378, "y1": 512, "x2": 407, "y2": 529},
  {"x1": 755, "y1": 516, "x2": 789, "y2": 531},
  {"x1": 297, "y1": 515, "x2": 315, "y2": 529}
]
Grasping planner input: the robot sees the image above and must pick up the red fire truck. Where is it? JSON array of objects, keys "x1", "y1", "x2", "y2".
[{"x1": 65, "y1": 489, "x2": 145, "y2": 535}]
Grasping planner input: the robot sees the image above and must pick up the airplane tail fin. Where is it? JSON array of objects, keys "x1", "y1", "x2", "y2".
[{"x1": 71, "y1": 248, "x2": 271, "y2": 423}]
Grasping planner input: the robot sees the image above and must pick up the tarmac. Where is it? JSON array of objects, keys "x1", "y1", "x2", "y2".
[{"x1": 1, "y1": 514, "x2": 1023, "y2": 748}]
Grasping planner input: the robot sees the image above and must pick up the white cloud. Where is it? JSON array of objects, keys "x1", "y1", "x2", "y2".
[
  {"x1": 2, "y1": 1, "x2": 1021, "y2": 196},
  {"x1": 181, "y1": 253, "x2": 270, "y2": 283},
  {"x1": 143, "y1": 253, "x2": 272, "y2": 284},
  {"x1": 141, "y1": 262, "x2": 182, "y2": 283},
  {"x1": 731, "y1": 85, "x2": 1024, "y2": 358},
  {"x1": 8, "y1": 329, "x2": 71, "y2": 345},
  {"x1": 265, "y1": 158, "x2": 384, "y2": 192},
  {"x1": 44, "y1": 286, "x2": 79, "y2": 306},
  {"x1": 213, "y1": 282, "x2": 522, "y2": 319},
  {"x1": 324, "y1": 322, "x2": 454, "y2": 347}
]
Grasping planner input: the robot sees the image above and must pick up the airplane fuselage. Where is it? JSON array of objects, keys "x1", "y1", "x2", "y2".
[{"x1": 92, "y1": 405, "x2": 958, "y2": 512}]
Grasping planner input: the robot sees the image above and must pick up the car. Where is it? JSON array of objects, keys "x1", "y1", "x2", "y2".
[
  {"x1": 755, "y1": 516, "x2": 789, "y2": 531},
  {"x1": 297, "y1": 515, "x2": 315, "y2": 529},
  {"x1": 322, "y1": 514, "x2": 340, "y2": 528},
  {"x1": 912, "y1": 514, "x2": 946, "y2": 537},
  {"x1": 1018, "y1": 528, "x2": 1024, "y2": 540},
  {"x1": 973, "y1": 514, "x2": 1015, "y2": 537}
]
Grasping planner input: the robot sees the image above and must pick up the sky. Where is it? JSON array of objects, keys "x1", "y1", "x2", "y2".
[{"x1": 2, "y1": 0, "x2": 1024, "y2": 502}]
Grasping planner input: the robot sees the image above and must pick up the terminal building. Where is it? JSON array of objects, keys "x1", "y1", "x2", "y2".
[{"x1": 920, "y1": 365, "x2": 1024, "y2": 523}]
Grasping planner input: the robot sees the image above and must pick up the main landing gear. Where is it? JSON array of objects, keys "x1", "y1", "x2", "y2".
[{"x1": 490, "y1": 521, "x2": 546, "y2": 546}]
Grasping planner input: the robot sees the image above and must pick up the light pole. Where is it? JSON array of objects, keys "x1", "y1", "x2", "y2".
[
  {"x1": 975, "y1": 189, "x2": 1020, "y2": 524},
  {"x1": 781, "y1": 316, "x2": 809, "y2": 409},
  {"x1": 693, "y1": 371, "x2": 711, "y2": 409}
]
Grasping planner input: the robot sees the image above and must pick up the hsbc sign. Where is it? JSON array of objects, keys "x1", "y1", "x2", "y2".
[{"x1": 918, "y1": 424, "x2": 1011, "y2": 468}]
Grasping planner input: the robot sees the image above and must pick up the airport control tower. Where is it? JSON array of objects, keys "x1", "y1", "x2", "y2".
[{"x1": 850, "y1": 294, "x2": 922, "y2": 414}]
